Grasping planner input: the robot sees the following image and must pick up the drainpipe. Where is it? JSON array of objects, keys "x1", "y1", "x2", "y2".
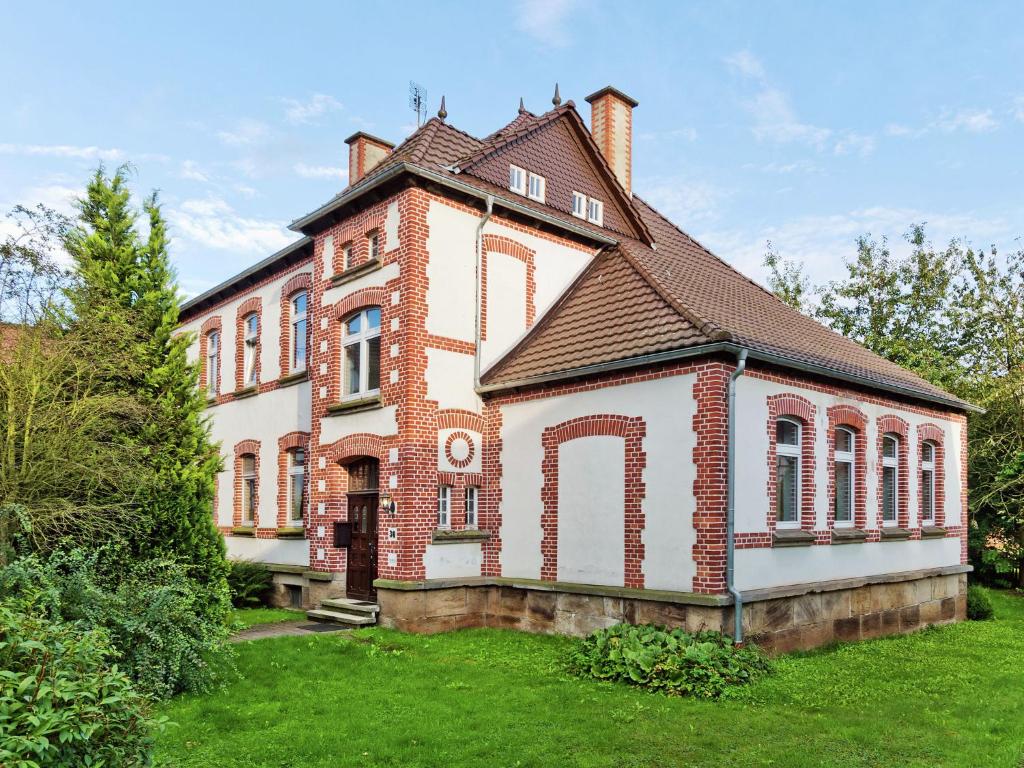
[
  {"x1": 726, "y1": 349, "x2": 748, "y2": 644},
  {"x1": 473, "y1": 195, "x2": 494, "y2": 387}
]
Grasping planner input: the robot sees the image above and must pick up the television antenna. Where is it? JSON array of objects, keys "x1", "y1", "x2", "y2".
[{"x1": 409, "y1": 81, "x2": 427, "y2": 127}]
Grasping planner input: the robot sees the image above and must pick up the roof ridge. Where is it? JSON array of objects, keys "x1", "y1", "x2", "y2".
[{"x1": 455, "y1": 103, "x2": 576, "y2": 168}]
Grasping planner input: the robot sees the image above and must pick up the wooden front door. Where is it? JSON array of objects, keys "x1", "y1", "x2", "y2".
[{"x1": 345, "y1": 458, "x2": 379, "y2": 601}]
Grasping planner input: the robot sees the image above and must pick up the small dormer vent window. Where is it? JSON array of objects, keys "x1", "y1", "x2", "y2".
[
  {"x1": 527, "y1": 172, "x2": 546, "y2": 202},
  {"x1": 509, "y1": 165, "x2": 526, "y2": 195},
  {"x1": 571, "y1": 192, "x2": 586, "y2": 219},
  {"x1": 587, "y1": 198, "x2": 604, "y2": 226}
]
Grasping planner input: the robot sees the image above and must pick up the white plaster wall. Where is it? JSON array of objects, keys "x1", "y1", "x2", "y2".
[
  {"x1": 318, "y1": 405, "x2": 398, "y2": 447},
  {"x1": 423, "y1": 542, "x2": 483, "y2": 579},
  {"x1": 226, "y1": 536, "x2": 310, "y2": 567},
  {"x1": 425, "y1": 349, "x2": 480, "y2": 412},
  {"x1": 483, "y1": 254, "x2": 526, "y2": 366},
  {"x1": 558, "y1": 437, "x2": 625, "y2": 586},
  {"x1": 498, "y1": 374, "x2": 698, "y2": 591},
  {"x1": 384, "y1": 201, "x2": 401, "y2": 253}
]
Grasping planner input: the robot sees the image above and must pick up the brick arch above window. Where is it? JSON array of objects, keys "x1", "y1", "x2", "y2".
[
  {"x1": 281, "y1": 272, "x2": 312, "y2": 299},
  {"x1": 235, "y1": 296, "x2": 263, "y2": 390},
  {"x1": 198, "y1": 316, "x2": 223, "y2": 394},
  {"x1": 826, "y1": 404, "x2": 869, "y2": 530},
  {"x1": 766, "y1": 393, "x2": 817, "y2": 533},
  {"x1": 234, "y1": 438, "x2": 260, "y2": 457},
  {"x1": 436, "y1": 408, "x2": 484, "y2": 433},
  {"x1": 332, "y1": 287, "x2": 387, "y2": 322},
  {"x1": 917, "y1": 422, "x2": 945, "y2": 445},
  {"x1": 200, "y1": 316, "x2": 222, "y2": 335},
  {"x1": 325, "y1": 432, "x2": 386, "y2": 465},
  {"x1": 278, "y1": 431, "x2": 310, "y2": 452},
  {"x1": 480, "y1": 234, "x2": 536, "y2": 341}
]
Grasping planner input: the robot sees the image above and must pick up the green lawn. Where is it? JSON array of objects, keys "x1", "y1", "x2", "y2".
[
  {"x1": 230, "y1": 607, "x2": 305, "y2": 629},
  {"x1": 157, "y1": 590, "x2": 1024, "y2": 767}
]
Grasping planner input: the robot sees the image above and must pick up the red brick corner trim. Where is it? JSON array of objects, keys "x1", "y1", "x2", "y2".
[
  {"x1": 232, "y1": 439, "x2": 261, "y2": 528},
  {"x1": 826, "y1": 404, "x2": 868, "y2": 531},
  {"x1": 766, "y1": 393, "x2": 817, "y2": 533},
  {"x1": 198, "y1": 316, "x2": 223, "y2": 393},
  {"x1": 540, "y1": 414, "x2": 647, "y2": 588},
  {"x1": 235, "y1": 296, "x2": 263, "y2": 391},
  {"x1": 480, "y1": 234, "x2": 536, "y2": 341},
  {"x1": 279, "y1": 272, "x2": 312, "y2": 376},
  {"x1": 877, "y1": 414, "x2": 910, "y2": 529}
]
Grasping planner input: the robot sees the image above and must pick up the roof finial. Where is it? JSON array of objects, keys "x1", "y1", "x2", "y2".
[
  {"x1": 519, "y1": 97, "x2": 528, "y2": 114},
  {"x1": 437, "y1": 95, "x2": 447, "y2": 121},
  {"x1": 552, "y1": 83, "x2": 562, "y2": 107}
]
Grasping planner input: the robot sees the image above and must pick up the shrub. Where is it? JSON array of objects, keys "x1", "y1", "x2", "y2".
[
  {"x1": 0, "y1": 604, "x2": 159, "y2": 767},
  {"x1": 567, "y1": 623, "x2": 771, "y2": 699},
  {"x1": 967, "y1": 585, "x2": 995, "y2": 621},
  {"x1": 227, "y1": 559, "x2": 273, "y2": 608},
  {"x1": 0, "y1": 549, "x2": 234, "y2": 700}
]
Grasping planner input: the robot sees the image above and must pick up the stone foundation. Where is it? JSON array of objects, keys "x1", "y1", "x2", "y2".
[
  {"x1": 375, "y1": 567, "x2": 969, "y2": 652},
  {"x1": 261, "y1": 565, "x2": 345, "y2": 610}
]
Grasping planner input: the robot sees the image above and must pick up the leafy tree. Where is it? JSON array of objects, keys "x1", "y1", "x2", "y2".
[
  {"x1": 0, "y1": 204, "x2": 71, "y2": 323},
  {"x1": 762, "y1": 241, "x2": 810, "y2": 313}
]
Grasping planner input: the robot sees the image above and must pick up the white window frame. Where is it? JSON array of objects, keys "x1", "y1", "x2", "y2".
[
  {"x1": 775, "y1": 417, "x2": 801, "y2": 529},
  {"x1": 571, "y1": 191, "x2": 587, "y2": 219},
  {"x1": 342, "y1": 244, "x2": 353, "y2": 271},
  {"x1": 291, "y1": 291, "x2": 307, "y2": 373},
  {"x1": 288, "y1": 448, "x2": 305, "y2": 525},
  {"x1": 882, "y1": 434, "x2": 900, "y2": 526},
  {"x1": 465, "y1": 486, "x2": 478, "y2": 530},
  {"x1": 509, "y1": 164, "x2": 526, "y2": 195},
  {"x1": 206, "y1": 330, "x2": 219, "y2": 396},
  {"x1": 243, "y1": 313, "x2": 258, "y2": 387},
  {"x1": 241, "y1": 454, "x2": 256, "y2": 526},
  {"x1": 527, "y1": 172, "x2": 546, "y2": 203},
  {"x1": 834, "y1": 427, "x2": 855, "y2": 527},
  {"x1": 368, "y1": 232, "x2": 380, "y2": 262},
  {"x1": 437, "y1": 485, "x2": 451, "y2": 529},
  {"x1": 341, "y1": 308, "x2": 381, "y2": 401},
  {"x1": 587, "y1": 198, "x2": 604, "y2": 226},
  {"x1": 920, "y1": 441, "x2": 936, "y2": 525}
]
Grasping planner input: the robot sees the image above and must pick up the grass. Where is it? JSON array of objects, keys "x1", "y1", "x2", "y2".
[
  {"x1": 156, "y1": 589, "x2": 1024, "y2": 767},
  {"x1": 230, "y1": 607, "x2": 305, "y2": 629}
]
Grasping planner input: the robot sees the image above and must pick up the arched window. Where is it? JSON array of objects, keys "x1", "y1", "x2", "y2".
[
  {"x1": 206, "y1": 330, "x2": 220, "y2": 396},
  {"x1": 775, "y1": 418, "x2": 801, "y2": 528},
  {"x1": 834, "y1": 427, "x2": 855, "y2": 526},
  {"x1": 291, "y1": 291, "x2": 308, "y2": 372},
  {"x1": 342, "y1": 307, "x2": 381, "y2": 399},
  {"x1": 241, "y1": 453, "x2": 257, "y2": 526},
  {"x1": 882, "y1": 433, "x2": 899, "y2": 526},
  {"x1": 920, "y1": 440, "x2": 936, "y2": 524},
  {"x1": 243, "y1": 313, "x2": 259, "y2": 386},
  {"x1": 288, "y1": 448, "x2": 305, "y2": 524}
]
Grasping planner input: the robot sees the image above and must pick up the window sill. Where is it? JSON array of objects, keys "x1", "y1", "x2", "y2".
[
  {"x1": 920, "y1": 525, "x2": 947, "y2": 539},
  {"x1": 326, "y1": 395, "x2": 382, "y2": 415},
  {"x1": 831, "y1": 527, "x2": 868, "y2": 545},
  {"x1": 772, "y1": 528, "x2": 816, "y2": 548},
  {"x1": 233, "y1": 385, "x2": 258, "y2": 400},
  {"x1": 277, "y1": 370, "x2": 308, "y2": 388},
  {"x1": 879, "y1": 526, "x2": 912, "y2": 540},
  {"x1": 205, "y1": 395, "x2": 219, "y2": 407},
  {"x1": 231, "y1": 526, "x2": 256, "y2": 537},
  {"x1": 431, "y1": 529, "x2": 491, "y2": 545},
  {"x1": 329, "y1": 259, "x2": 381, "y2": 287},
  {"x1": 277, "y1": 526, "x2": 305, "y2": 539}
]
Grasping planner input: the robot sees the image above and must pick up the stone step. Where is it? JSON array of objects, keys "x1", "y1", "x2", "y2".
[
  {"x1": 305, "y1": 608, "x2": 377, "y2": 626},
  {"x1": 320, "y1": 598, "x2": 381, "y2": 616}
]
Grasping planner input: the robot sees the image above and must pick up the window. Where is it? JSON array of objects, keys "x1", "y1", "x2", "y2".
[
  {"x1": 291, "y1": 292, "x2": 308, "y2": 372},
  {"x1": 527, "y1": 172, "x2": 546, "y2": 202},
  {"x1": 342, "y1": 243, "x2": 353, "y2": 271},
  {"x1": 882, "y1": 433, "x2": 899, "y2": 525},
  {"x1": 921, "y1": 441, "x2": 936, "y2": 525},
  {"x1": 367, "y1": 232, "x2": 380, "y2": 262},
  {"x1": 241, "y1": 454, "x2": 256, "y2": 525},
  {"x1": 571, "y1": 191, "x2": 587, "y2": 219},
  {"x1": 775, "y1": 418, "x2": 801, "y2": 527},
  {"x1": 243, "y1": 313, "x2": 258, "y2": 386},
  {"x1": 206, "y1": 330, "x2": 220, "y2": 396},
  {"x1": 834, "y1": 427, "x2": 855, "y2": 526},
  {"x1": 509, "y1": 165, "x2": 526, "y2": 195},
  {"x1": 341, "y1": 307, "x2": 381, "y2": 399},
  {"x1": 437, "y1": 485, "x2": 451, "y2": 529},
  {"x1": 288, "y1": 448, "x2": 305, "y2": 523},
  {"x1": 587, "y1": 198, "x2": 604, "y2": 226},
  {"x1": 465, "y1": 486, "x2": 478, "y2": 529}
]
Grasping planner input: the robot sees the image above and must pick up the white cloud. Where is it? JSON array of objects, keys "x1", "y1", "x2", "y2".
[
  {"x1": 885, "y1": 123, "x2": 915, "y2": 137},
  {"x1": 748, "y1": 87, "x2": 832, "y2": 148},
  {"x1": 216, "y1": 119, "x2": 269, "y2": 146},
  {"x1": 516, "y1": 0, "x2": 577, "y2": 47},
  {"x1": 233, "y1": 184, "x2": 259, "y2": 198},
  {"x1": 294, "y1": 163, "x2": 348, "y2": 180},
  {"x1": 724, "y1": 50, "x2": 766, "y2": 80},
  {"x1": 167, "y1": 196, "x2": 292, "y2": 255},
  {"x1": 179, "y1": 160, "x2": 209, "y2": 182},
  {"x1": 833, "y1": 131, "x2": 876, "y2": 157},
  {"x1": 284, "y1": 93, "x2": 342, "y2": 125},
  {"x1": 637, "y1": 127, "x2": 698, "y2": 142},
  {"x1": 0, "y1": 143, "x2": 124, "y2": 161},
  {"x1": 639, "y1": 179, "x2": 722, "y2": 226},
  {"x1": 937, "y1": 108, "x2": 999, "y2": 134},
  {"x1": 1014, "y1": 97, "x2": 1024, "y2": 123}
]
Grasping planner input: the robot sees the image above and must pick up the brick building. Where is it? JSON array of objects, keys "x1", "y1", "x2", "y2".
[{"x1": 179, "y1": 85, "x2": 973, "y2": 650}]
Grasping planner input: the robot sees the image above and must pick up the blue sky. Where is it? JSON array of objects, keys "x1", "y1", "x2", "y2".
[{"x1": 3, "y1": 0, "x2": 1023, "y2": 297}]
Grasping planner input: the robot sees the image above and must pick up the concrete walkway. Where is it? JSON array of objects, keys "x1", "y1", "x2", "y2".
[{"x1": 231, "y1": 620, "x2": 352, "y2": 642}]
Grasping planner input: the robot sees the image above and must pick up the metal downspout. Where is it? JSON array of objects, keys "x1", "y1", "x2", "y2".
[
  {"x1": 726, "y1": 349, "x2": 748, "y2": 644},
  {"x1": 474, "y1": 196, "x2": 494, "y2": 387}
]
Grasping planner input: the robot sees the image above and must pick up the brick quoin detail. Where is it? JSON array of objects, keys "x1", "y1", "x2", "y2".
[
  {"x1": 444, "y1": 431, "x2": 476, "y2": 469},
  {"x1": 480, "y1": 234, "x2": 536, "y2": 342},
  {"x1": 877, "y1": 414, "x2": 911, "y2": 529},
  {"x1": 540, "y1": 414, "x2": 647, "y2": 589},
  {"x1": 279, "y1": 272, "x2": 312, "y2": 377},
  {"x1": 766, "y1": 393, "x2": 817, "y2": 535},
  {"x1": 232, "y1": 439, "x2": 260, "y2": 528},
  {"x1": 481, "y1": 400, "x2": 504, "y2": 576},
  {"x1": 198, "y1": 316, "x2": 222, "y2": 394},
  {"x1": 277, "y1": 431, "x2": 310, "y2": 529},
  {"x1": 691, "y1": 363, "x2": 730, "y2": 593},
  {"x1": 234, "y1": 296, "x2": 262, "y2": 391},
  {"x1": 917, "y1": 423, "x2": 946, "y2": 527},
  {"x1": 826, "y1": 405, "x2": 869, "y2": 532}
]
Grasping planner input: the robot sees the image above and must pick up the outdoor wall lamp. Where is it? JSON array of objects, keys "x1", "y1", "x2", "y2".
[{"x1": 379, "y1": 491, "x2": 397, "y2": 516}]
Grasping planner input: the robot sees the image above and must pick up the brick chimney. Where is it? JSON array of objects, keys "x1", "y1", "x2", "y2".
[
  {"x1": 585, "y1": 86, "x2": 639, "y2": 196},
  {"x1": 345, "y1": 132, "x2": 395, "y2": 185}
]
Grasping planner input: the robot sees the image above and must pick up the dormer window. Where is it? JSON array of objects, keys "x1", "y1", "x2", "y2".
[
  {"x1": 587, "y1": 198, "x2": 604, "y2": 226},
  {"x1": 508, "y1": 165, "x2": 526, "y2": 195},
  {"x1": 527, "y1": 172, "x2": 546, "y2": 202},
  {"x1": 571, "y1": 191, "x2": 586, "y2": 219}
]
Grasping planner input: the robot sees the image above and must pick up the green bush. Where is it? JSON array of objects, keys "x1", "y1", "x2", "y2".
[
  {"x1": 0, "y1": 604, "x2": 159, "y2": 767},
  {"x1": 227, "y1": 559, "x2": 273, "y2": 608},
  {"x1": 0, "y1": 550, "x2": 234, "y2": 700},
  {"x1": 567, "y1": 623, "x2": 771, "y2": 699},
  {"x1": 967, "y1": 585, "x2": 995, "y2": 620}
]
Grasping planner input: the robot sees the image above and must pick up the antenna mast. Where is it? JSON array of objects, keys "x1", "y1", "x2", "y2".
[{"x1": 409, "y1": 81, "x2": 427, "y2": 127}]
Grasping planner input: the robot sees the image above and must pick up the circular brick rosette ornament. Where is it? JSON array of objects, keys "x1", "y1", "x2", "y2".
[{"x1": 445, "y1": 431, "x2": 475, "y2": 469}]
